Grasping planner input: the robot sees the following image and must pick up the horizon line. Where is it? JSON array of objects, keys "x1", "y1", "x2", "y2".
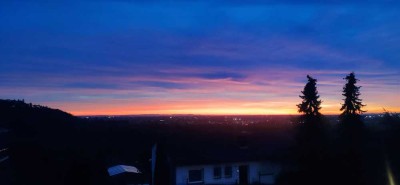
[{"x1": 74, "y1": 113, "x2": 384, "y2": 117}]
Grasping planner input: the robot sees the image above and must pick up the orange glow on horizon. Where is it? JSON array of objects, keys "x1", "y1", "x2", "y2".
[{"x1": 44, "y1": 101, "x2": 400, "y2": 116}]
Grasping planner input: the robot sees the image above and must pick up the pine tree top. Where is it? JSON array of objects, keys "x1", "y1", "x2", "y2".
[
  {"x1": 340, "y1": 72, "x2": 366, "y2": 117},
  {"x1": 297, "y1": 75, "x2": 322, "y2": 118}
]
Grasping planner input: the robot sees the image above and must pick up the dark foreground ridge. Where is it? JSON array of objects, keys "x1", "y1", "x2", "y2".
[{"x1": 0, "y1": 99, "x2": 400, "y2": 185}]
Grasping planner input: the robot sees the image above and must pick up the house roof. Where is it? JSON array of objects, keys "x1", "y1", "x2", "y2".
[{"x1": 107, "y1": 165, "x2": 141, "y2": 176}]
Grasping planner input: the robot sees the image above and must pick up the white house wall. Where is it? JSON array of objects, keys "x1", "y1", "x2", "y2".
[{"x1": 175, "y1": 161, "x2": 281, "y2": 185}]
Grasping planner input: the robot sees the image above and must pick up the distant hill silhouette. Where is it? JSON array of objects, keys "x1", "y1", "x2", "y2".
[{"x1": 0, "y1": 99, "x2": 75, "y2": 129}]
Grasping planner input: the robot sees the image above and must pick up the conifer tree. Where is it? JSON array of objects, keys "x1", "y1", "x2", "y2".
[
  {"x1": 297, "y1": 75, "x2": 322, "y2": 117},
  {"x1": 340, "y1": 72, "x2": 365, "y2": 116}
]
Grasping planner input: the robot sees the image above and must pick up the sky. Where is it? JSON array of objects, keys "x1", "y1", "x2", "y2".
[{"x1": 0, "y1": 1, "x2": 399, "y2": 115}]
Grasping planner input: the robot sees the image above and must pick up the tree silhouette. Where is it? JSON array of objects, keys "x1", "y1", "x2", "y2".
[
  {"x1": 293, "y1": 76, "x2": 333, "y2": 185},
  {"x1": 297, "y1": 75, "x2": 322, "y2": 117},
  {"x1": 340, "y1": 72, "x2": 365, "y2": 117}
]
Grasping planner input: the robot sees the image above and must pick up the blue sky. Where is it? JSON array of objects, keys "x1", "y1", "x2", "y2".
[{"x1": 0, "y1": 1, "x2": 399, "y2": 115}]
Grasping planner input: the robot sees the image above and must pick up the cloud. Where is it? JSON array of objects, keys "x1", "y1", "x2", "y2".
[{"x1": 0, "y1": 1, "x2": 399, "y2": 115}]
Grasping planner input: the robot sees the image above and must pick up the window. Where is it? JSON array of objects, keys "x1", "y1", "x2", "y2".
[
  {"x1": 213, "y1": 166, "x2": 222, "y2": 179},
  {"x1": 188, "y1": 169, "x2": 203, "y2": 183},
  {"x1": 224, "y1": 166, "x2": 232, "y2": 178}
]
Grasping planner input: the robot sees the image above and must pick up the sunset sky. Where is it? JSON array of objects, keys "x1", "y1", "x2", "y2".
[{"x1": 1, "y1": 1, "x2": 399, "y2": 115}]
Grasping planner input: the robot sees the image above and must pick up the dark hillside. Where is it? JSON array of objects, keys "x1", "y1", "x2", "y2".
[
  {"x1": 0, "y1": 99, "x2": 74, "y2": 129},
  {"x1": 0, "y1": 99, "x2": 105, "y2": 185}
]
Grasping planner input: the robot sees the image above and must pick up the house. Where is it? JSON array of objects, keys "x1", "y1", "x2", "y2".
[
  {"x1": 175, "y1": 160, "x2": 281, "y2": 185},
  {"x1": 151, "y1": 131, "x2": 288, "y2": 185}
]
